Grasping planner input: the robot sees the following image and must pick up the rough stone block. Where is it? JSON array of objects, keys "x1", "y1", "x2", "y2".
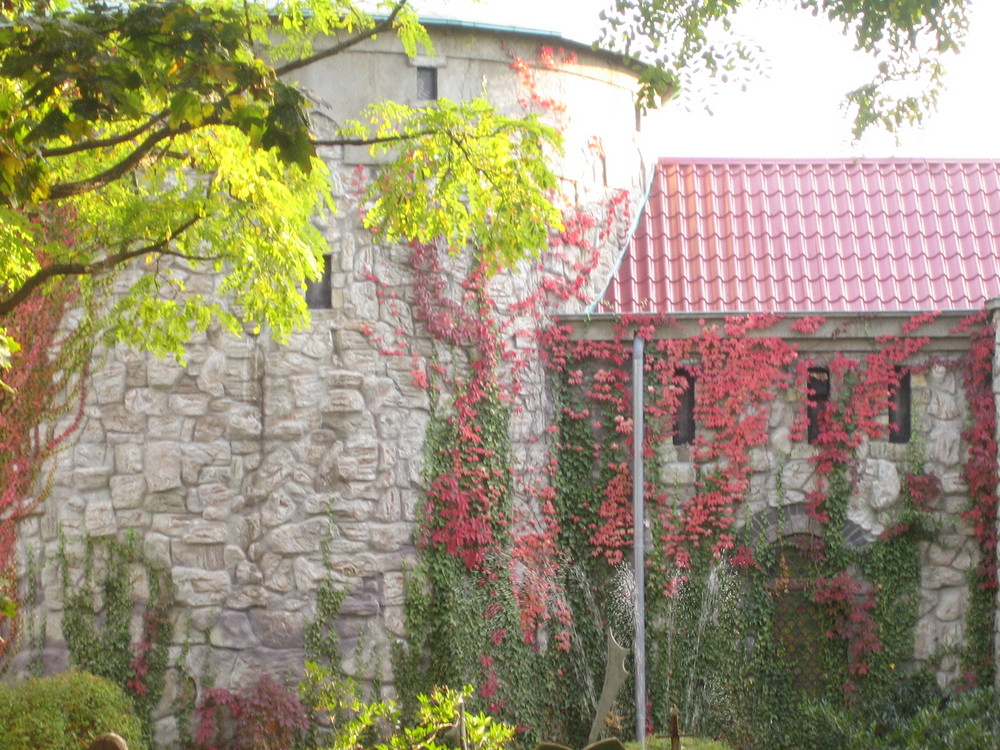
[
  {"x1": 210, "y1": 611, "x2": 259, "y2": 649},
  {"x1": 370, "y1": 523, "x2": 412, "y2": 552},
  {"x1": 183, "y1": 522, "x2": 230, "y2": 545},
  {"x1": 169, "y1": 393, "x2": 212, "y2": 416},
  {"x1": 75, "y1": 441, "x2": 110, "y2": 469},
  {"x1": 172, "y1": 543, "x2": 226, "y2": 570},
  {"x1": 293, "y1": 557, "x2": 329, "y2": 591},
  {"x1": 383, "y1": 572, "x2": 405, "y2": 606},
  {"x1": 73, "y1": 467, "x2": 112, "y2": 491},
  {"x1": 226, "y1": 406, "x2": 262, "y2": 440},
  {"x1": 267, "y1": 518, "x2": 330, "y2": 555},
  {"x1": 145, "y1": 442, "x2": 182, "y2": 491},
  {"x1": 114, "y1": 444, "x2": 143, "y2": 474},
  {"x1": 146, "y1": 489, "x2": 187, "y2": 513},
  {"x1": 125, "y1": 387, "x2": 168, "y2": 416},
  {"x1": 91, "y1": 363, "x2": 128, "y2": 404},
  {"x1": 325, "y1": 370, "x2": 364, "y2": 389},
  {"x1": 290, "y1": 375, "x2": 326, "y2": 408},
  {"x1": 147, "y1": 358, "x2": 185, "y2": 387},
  {"x1": 147, "y1": 415, "x2": 185, "y2": 440},
  {"x1": 249, "y1": 610, "x2": 305, "y2": 649},
  {"x1": 384, "y1": 605, "x2": 406, "y2": 637},
  {"x1": 261, "y1": 492, "x2": 296, "y2": 527},
  {"x1": 923, "y1": 566, "x2": 966, "y2": 589},
  {"x1": 151, "y1": 513, "x2": 197, "y2": 538},
  {"x1": 261, "y1": 554, "x2": 295, "y2": 592},
  {"x1": 926, "y1": 544, "x2": 957, "y2": 567},
  {"x1": 340, "y1": 593, "x2": 380, "y2": 617},
  {"x1": 192, "y1": 414, "x2": 227, "y2": 442},
  {"x1": 83, "y1": 501, "x2": 117, "y2": 537},
  {"x1": 173, "y1": 568, "x2": 231, "y2": 606},
  {"x1": 935, "y1": 588, "x2": 965, "y2": 622},
  {"x1": 322, "y1": 389, "x2": 365, "y2": 413},
  {"x1": 330, "y1": 500, "x2": 372, "y2": 522},
  {"x1": 859, "y1": 459, "x2": 900, "y2": 510},
  {"x1": 196, "y1": 350, "x2": 228, "y2": 397},
  {"x1": 235, "y1": 561, "x2": 263, "y2": 585}
]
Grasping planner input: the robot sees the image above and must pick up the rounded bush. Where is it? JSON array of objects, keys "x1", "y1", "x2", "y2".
[{"x1": 0, "y1": 670, "x2": 145, "y2": 750}]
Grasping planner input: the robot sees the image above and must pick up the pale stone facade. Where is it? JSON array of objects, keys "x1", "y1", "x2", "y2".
[
  {"x1": 10, "y1": 20, "x2": 1000, "y2": 745},
  {"x1": 12, "y1": 23, "x2": 656, "y2": 743},
  {"x1": 563, "y1": 311, "x2": 991, "y2": 688}
]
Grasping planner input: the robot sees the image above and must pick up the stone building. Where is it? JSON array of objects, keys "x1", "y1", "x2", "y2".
[
  {"x1": 11, "y1": 17, "x2": 1000, "y2": 745},
  {"x1": 12, "y1": 18, "x2": 661, "y2": 742},
  {"x1": 569, "y1": 158, "x2": 1000, "y2": 689}
]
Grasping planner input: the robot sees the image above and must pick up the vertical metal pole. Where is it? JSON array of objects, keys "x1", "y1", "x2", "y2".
[{"x1": 632, "y1": 334, "x2": 646, "y2": 747}]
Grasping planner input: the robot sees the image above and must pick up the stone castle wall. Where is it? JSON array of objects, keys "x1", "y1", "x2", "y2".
[
  {"x1": 10, "y1": 21, "x2": 1000, "y2": 742},
  {"x1": 12, "y1": 26, "x2": 656, "y2": 743},
  {"x1": 692, "y1": 356, "x2": 979, "y2": 686}
]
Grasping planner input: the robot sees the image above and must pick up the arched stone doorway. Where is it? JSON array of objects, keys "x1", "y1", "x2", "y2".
[{"x1": 743, "y1": 505, "x2": 870, "y2": 697}]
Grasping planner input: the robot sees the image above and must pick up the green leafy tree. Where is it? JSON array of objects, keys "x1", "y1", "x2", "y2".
[
  {"x1": 0, "y1": 0, "x2": 975, "y2": 366},
  {"x1": 599, "y1": 0, "x2": 970, "y2": 137},
  {"x1": 0, "y1": 0, "x2": 563, "y2": 644},
  {"x1": 0, "y1": 0, "x2": 562, "y2": 367}
]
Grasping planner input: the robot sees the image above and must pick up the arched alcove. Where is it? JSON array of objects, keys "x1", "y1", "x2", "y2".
[{"x1": 744, "y1": 505, "x2": 871, "y2": 697}]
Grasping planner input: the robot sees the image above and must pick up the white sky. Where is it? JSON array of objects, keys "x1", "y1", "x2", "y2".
[{"x1": 415, "y1": 0, "x2": 1000, "y2": 158}]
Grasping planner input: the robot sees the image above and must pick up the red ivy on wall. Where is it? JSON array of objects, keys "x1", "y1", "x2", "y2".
[
  {"x1": 957, "y1": 313, "x2": 998, "y2": 594},
  {"x1": 0, "y1": 209, "x2": 89, "y2": 659}
]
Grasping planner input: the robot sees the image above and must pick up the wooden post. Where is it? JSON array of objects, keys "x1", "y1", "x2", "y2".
[{"x1": 670, "y1": 706, "x2": 680, "y2": 750}]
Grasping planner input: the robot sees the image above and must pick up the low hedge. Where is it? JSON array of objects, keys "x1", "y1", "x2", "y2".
[{"x1": 0, "y1": 670, "x2": 145, "y2": 750}]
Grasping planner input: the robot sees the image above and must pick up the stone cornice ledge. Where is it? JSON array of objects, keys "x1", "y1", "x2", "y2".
[{"x1": 555, "y1": 309, "x2": 986, "y2": 355}]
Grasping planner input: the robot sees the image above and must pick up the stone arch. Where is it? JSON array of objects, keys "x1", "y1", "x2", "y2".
[
  {"x1": 742, "y1": 505, "x2": 869, "y2": 697},
  {"x1": 742, "y1": 503, "x2": 869, "y2": 552}
]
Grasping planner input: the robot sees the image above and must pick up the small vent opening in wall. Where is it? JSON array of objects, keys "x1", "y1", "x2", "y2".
[
  {"x1": 889, "y1": 367, "x2": 911, "y2": 444},
  {"x1": 807, "y1": 366, "x2": 830, "y2": 445},
  {"x1": 305, "y1": 254, "x2": 332, "y2": 309},
  {"x1": 673, "y1": 368, "x2": 695, "y2": 446},
  {"x1": 417, "y1": 66, "x2": 438, "y2": 100}
]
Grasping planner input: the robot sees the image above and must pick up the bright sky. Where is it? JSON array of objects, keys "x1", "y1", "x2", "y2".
[{"x1": 416, "y1": 0, "x2": 1000, "y2": 158}]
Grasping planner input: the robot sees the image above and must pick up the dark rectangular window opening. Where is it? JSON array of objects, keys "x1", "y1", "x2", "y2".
[
  {"x1": 304, "y1": 254, "x2": 332, "y2": 309},
  {"x1": 673, "y1": 368, "x2": 695, "y2": 446},
  {"x1": 807, "y1": 367, "x2": 830, "y2": 445},
  {"x1": 889, "y1": 367, "x2": 912, "y2": 444},
  {"x1": 417, "y1": 67, "x2": 438, "y2": 100}
]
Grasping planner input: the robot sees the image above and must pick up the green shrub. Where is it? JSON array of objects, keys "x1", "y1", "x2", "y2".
[
  {"x1": 773, "y1": 686, "x2": 1000, "y2": 750},
  {"x1": 895, "y1": 688, "x2": 1000, "y2": 749},
  {"x1": 779, "y1": 699, "x2": 877, "y2": 750},
  {"x1": 0, "y1": 670, "x2": 145, "y2": 750}
]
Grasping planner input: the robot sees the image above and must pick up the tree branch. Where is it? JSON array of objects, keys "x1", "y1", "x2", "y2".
[
  {"x1": 0, "y1": 215, "x2": 203, "y2": 318},
  {"x1": 46, "y1": 121, "x2": 198, "y2": 200},
  {"x1": 39, "y1": 112, "x2": 167, "y2": 158},
  {"x1": 275, "y1": 0, "x2": 408, "y2": 77},
  {"x1": 312, "y1": 127, "x2": 437, "y2": 148}
]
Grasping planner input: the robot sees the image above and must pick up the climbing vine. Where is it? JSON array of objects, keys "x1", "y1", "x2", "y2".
[
  {"x1": 353, "y1": 43, "x2": 1000, "y2": 750},
  {"x1": 957, "y1": 311, "x2": 998, "y2": 687},
  {"x1": 0, "y1": 209, "x2": 93, "y2": 663},
  {"x1": 58, "y1": 531, "x2": 174, "y2": 746},
  {"x1": 367, "y1": 179, "x2": 999, "y2": 746}
]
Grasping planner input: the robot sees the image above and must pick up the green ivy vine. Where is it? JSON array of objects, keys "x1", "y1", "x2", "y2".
[{"x1": 57, "y1": 529, "x2": 174, "y2": 746}]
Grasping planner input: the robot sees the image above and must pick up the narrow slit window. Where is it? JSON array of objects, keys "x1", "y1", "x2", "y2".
[
  {"x1": 304, "y1": 254, "x2": 332, "y2": 309},
  {"x1": 889, "y1": 367, "x2": 911, "y2": 444},
  {"x1": 807, "y1": 367, "x2": 830, "y2": 445},
  {"x1": 417, "y1": 67, "x2": 438, "y2": 100},
  {"x1": 673, "y1": 368, "x2": 695, "y2": 446}
]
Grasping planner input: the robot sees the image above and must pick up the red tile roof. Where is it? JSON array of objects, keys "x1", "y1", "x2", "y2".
[{"x1": 600, "y1": 158, "x2": 1000, "y2": 314}]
